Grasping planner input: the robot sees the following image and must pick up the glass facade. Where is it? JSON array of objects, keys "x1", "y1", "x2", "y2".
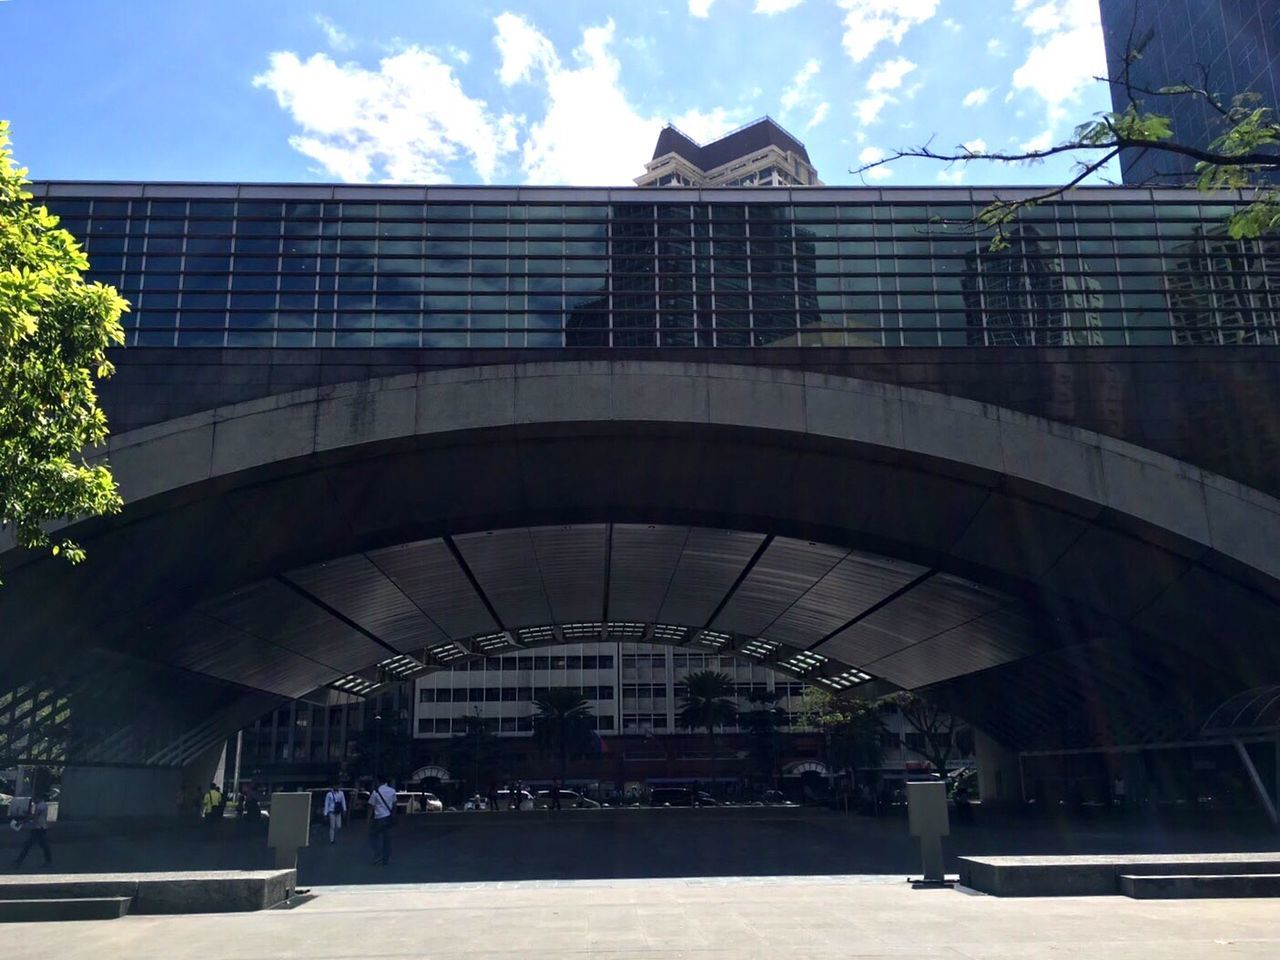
[
  {"x1": 1101, "y1": 0, "x2": 1280, "y2": 186},
  {"x1": 35, "y1": 185, "x2": 1280, "y2": 348}
]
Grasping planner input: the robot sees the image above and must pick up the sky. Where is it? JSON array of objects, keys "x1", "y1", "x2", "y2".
[{"x1": 0, "y1": 0, "x2": 1116, "y2": 187}]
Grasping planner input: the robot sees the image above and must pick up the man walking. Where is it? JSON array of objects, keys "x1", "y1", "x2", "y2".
[
  {"x1": 10, "y1": 792, "x2": 53, "y2": 869},
  {"x1": 367, "y1": 775, "x2": 396, "y2": 866},
  {"x1": 324, "y1": 784, "x2": 347, "y2": 843},
  {"x1": 201, "y1": 782, "x2": 223, "y2": 823}
]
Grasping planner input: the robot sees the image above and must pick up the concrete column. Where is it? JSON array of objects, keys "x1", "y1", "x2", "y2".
[
  {"x1": 974, "y1": 729, "x2": 1021, "y2": 806},
  {"x1": 59, "y1": 765, "x2": 183, "y2": 819}
]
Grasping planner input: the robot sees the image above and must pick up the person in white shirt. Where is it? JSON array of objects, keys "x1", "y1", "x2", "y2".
[
  {"x1": 323, "y1": 785, "x2": 347, "y2": 844},
  {"x1": 367, "y1": 775, "x2": 396, "y2": 866},
  {"x1": 11, "y1": 793, "x2": 52, "y2": 869}
]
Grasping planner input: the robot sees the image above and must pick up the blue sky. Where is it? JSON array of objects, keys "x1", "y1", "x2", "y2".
[{"x1": 1, "y1": 0, "x2": 1114, "y2": 186}]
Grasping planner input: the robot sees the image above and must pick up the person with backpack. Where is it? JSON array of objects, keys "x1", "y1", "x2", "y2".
[
  {"x1": 323, "y1": 784, "x2": 347, "y2": 844},
  {"x1": 201, "y1": 782, "x2": 223, "y2": 823},
  {"x1": 367, "y1": 775, "x2": 396, "y2": 866}
]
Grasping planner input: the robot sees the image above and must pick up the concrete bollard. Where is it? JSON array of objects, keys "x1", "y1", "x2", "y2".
[
  {"x1": 907, "y1": 780, "x2": 949, "y2": 883},
  {"x1": 267, "y1": 792, "x2": 311, "y2": 871}
]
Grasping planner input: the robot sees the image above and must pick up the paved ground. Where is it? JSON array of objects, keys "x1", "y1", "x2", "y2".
[
  {"x1": 5, "y1": 874, "x2": 1280, "y2": 959},
  {"x1": 5, "y1": 807, "x2": 1276, "y2": 886}
]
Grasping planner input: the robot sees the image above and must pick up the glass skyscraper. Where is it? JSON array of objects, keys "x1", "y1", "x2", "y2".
[{"x1": 1100, "y1": 0, "x2": 1280, "y2": 185}]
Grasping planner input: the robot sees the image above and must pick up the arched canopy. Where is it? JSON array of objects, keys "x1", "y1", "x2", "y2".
[{"x1": 3, "y1": 360, "x2": 1279, "y2": 758}]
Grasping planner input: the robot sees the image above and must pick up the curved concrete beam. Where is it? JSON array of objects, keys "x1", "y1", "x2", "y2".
[{"x1": 63, "y1": 360, "x2": 1278, "y2": 585}]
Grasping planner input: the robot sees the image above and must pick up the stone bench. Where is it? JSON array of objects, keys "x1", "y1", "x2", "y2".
[
  {"x1": 958, "y1": 853, "x2": 1280, "y2": 897},
  {"x1": 0, "y1": 897, "x2": 132, "y2": 923},
  {"x1": 1120, "y1": 873, "x2": 1280, "y2": 899},
  {"x1": 0, "y1": 870, "x2": 295, "y2": 914}
]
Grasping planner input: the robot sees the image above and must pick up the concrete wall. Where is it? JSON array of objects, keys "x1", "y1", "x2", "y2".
[{"x1": 98, "y1": 345, "x2": 1280, "y2": 498}]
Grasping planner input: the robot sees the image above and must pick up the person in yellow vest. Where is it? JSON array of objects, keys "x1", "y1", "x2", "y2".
[{"x1": 201, "y1": 782, "x2": 223, "y2": 822}]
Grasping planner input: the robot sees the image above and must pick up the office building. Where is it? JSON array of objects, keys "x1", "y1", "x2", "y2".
[
  {"x1": 1100, "y1": 0, "x2": 1280, "y2": 185},
  {"x1": 636, "y1": 117, "x2": 821, "y2": 187}
]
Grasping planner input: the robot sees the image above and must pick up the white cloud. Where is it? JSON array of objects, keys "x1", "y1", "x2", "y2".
[
  {"x1": 854, "y1": 56, "x2": 916, "y2": 126},
  {"x1": 806, "y1": 101, "x2": 830, "y2": 130},
  {"x1": 837, "y1": 0, "x2": 939, "y2": 63},
  {"x1": 941, "y1": 17, "x2": 962, "y2": 32},
  {"x1": 688, "y1": 0, "x2": 715, "y2": 17},
  {"x1": 314, "y1": 14, "x2": 354, "y2": 53},
  {"x1": 780, "y1": 58, "x2": 821, "y2": 113},
  {"x1": 253, "y1": 48, "x2": 518, "y2": 183},
  {"x1": 962, "y1": 87, "x2": 992, "y2": 107},
  {"x1": 1010, "y1": 0, "x2": 1105, "y2": 114},
  {"x1": 857, "y1": 146, "x2": 893, "y2": 180},
  {"x1": 754, "y1": 0, "x2": 804, "y2": 12},
  {"x1": 962, "y1": 137, "x2": 988, "y2": 154},
  {"x1": 866, "y1": 56, "x2": 916, "y2": 92},
  {"x1": 936, "y1": 168, "x2": 966, "y2": 184},
  {"x1": 494, "y1": 11, "x2": 557, "y2": 85},
  {"x1": 987, "y1": 37, "x2": 1005, "y2": 57},
  {"x1": 1020, "y1": 128, "x2": 1054, "y2": 152},
  {"x1": 450, "y1": 46, "x2": 471, "y2": 65},
  {"x1": 854, "y1": 92, "x2": 892, "y2": 125},
  {"x1": 672, "y1": 106, "x2": 749, "y2": 143},
  {"x1": 493, "y1": 15, "x2": 742, "y2": 184}
]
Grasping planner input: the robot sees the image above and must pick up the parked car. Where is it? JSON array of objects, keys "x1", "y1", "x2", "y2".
[
  {"x1": 495, "y1": 788, "x2": 536, "y2": 811},
  {"x1": 534, "y1": 789, "x2": 601, "y2": 809},
  {"x1": 648, "y1": 787, "x2": 718, "y2": 807},
  {"x1": 462, "y1": 794, "x2": 489, "y2": 811},
  {"x1": 759, "y1": 790, "x2": 798, "y2": 806}
]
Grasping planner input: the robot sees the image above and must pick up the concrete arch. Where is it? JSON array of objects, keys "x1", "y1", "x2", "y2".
[{"x1": 4, "y1": 360, "x2": 1279, "y2": 755}]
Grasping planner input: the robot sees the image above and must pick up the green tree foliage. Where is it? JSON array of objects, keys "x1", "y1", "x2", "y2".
[
  {"x1": 676, "y1": 669, "x2": 739, "y2": 790},
  {"x1": 738, "y1": 690, "x2": 787, "y2": 784},
  {"x1": 350, "y1": 713, "x2": 414, "y2": 783},
  {"x1": 0, "y1": 122, "x2": 127, "y2": 571},
  {"x1": 447, "y1": 711, "x2": 505, "y2": 794},
  {"x1": 532, "y1": 687, "x2": 595, "y2": 780},
  {"x1": 884, "y1": 691, "x2": 959, "y2": 777},
  {"x1": 852, "y1": 45, "x2": 1280, "y2": 248},
  {"x1": 798, "y1": 687, "x2": 884, "y2": 777}
]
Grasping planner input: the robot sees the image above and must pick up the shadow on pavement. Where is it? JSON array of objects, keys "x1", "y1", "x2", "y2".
[{"x1": 4, "y1": 806, "x2": 1277, "y2": 887}]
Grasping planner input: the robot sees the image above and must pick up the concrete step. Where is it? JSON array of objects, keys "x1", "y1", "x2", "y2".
[
  {"x1": 1121, "y1": 873, "x2": 1280, "y2": 899},
  {"x1": 0, "y1": 896, "x2": 132, "y2": 923},
  {"x1": 959, "y1": 853, "x2": 1280, "y2": 896}
]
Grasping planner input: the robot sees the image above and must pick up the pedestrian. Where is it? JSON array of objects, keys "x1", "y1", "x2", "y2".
[
  {"x1": 201, "y1": 782, "x2": 223, "y2": 822},
  {"x1": 367, "y1": 775, "x2": 396, "y2": 866},
  {"x1": 324, "y1": 784, "x2": 347, "y2": 843},
  {"x1": 508, "y1": 780, "x2": 519, "y2": 811},
  {"x1": 10, "y1": 791, "x2": 53, "y2": 869},
  {"x1": 550, "y1": 778, "x2": 563, "y2": 811},
  {"x1": 486, "y1": 781, "x2": 499, "y2": 812}
]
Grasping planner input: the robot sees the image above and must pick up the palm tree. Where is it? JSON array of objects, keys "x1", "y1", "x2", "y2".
[
  {"x1": 676, "y1": 670, "x2": 739, "y2": 795},
  {"x1": 532, "y1": 688, "x2": 595, "y2": 780}
]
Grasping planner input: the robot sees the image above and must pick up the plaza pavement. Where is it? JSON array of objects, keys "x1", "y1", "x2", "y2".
[
  {"x1": 5, "y1": 806, "x2": 1276, "y2": 886},
  {"x1": 5, "y1": 874, "x2": 1280, "y2": 959}
]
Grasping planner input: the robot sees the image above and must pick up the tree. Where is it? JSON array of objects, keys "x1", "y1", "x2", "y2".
[
  {"x1": 447, "y1": 711, "x2": 504, "y2": 795},
  {"x1": 532, "y1": 688, "x2": 595, "y2": 780},
  {"x1": 675, "y1": 670, "x2": 738, "y2": 792},
  {"x1": 350, "y1": 713, "x2": 413, "y2": 784},
  {"x1": 738, "y1": 690, "x2": 787, "y2": 786},
  {"x1": 0, "y1": 122, "x2": 127, "y2": 574},
  {"x1": 798, "y1": 687, "x2": 884, "y2": 780},
  {"x1": 852, "y1": 14, "x2": 1280, "y2": 248},
  {"x1": 885, "y1": 691, "x2": 959, "y2": 778}
]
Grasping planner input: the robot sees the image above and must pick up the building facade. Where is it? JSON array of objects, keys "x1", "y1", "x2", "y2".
[
  {"x1": 42, "y1": 185, "x2": 1280, "y2": 350},
  {"x1": 35, "y1": 179, "x2": 1274, "y2": 795},
  {"x1": 1100, "y1": 0, "x2": 1280, "y2": 185},
  {"x1": 635, "y1": 117, "x2": 821, "y2": 187}
]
